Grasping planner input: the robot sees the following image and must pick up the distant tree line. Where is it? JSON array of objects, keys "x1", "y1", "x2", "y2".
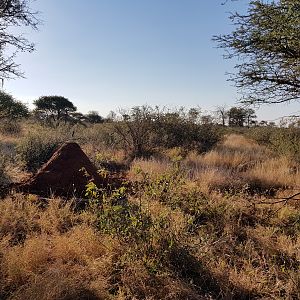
[
  {"x1": 0, "y1": 92, "x2": 105, "y2": 127},
  {"x1": 0, "y1": 90, "x2": 294, "y2": 129}
]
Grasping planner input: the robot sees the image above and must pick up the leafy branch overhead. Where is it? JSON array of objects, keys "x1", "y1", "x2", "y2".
[
  {"x1": 214, "y1": 0, "x2": 300, "y2": 104},
  {"x1": 0, "y1": 0, "x2": 40, "y2": 79}
]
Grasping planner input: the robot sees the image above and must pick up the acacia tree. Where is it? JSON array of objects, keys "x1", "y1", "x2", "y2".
[
  {"x1": 0, "y1": 0, "x2": 40, "y2": 79},
  {"x1": 214, "y1": 0, "x2": 300, "y2": 104},
  {"x1": 34, "y1": 96, "x2": 77, "y2": 124},
  {"x1": 228, "y1": 106, "x2": 257, "y2": 127}
]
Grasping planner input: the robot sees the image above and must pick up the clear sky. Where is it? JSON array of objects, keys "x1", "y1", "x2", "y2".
[{"x1": 4, "y1": 0, "x2": 299, "y2": 121}]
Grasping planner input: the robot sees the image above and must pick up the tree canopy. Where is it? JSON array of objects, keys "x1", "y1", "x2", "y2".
[
  {"x1": 0, "y1": 0, "x2": 40, "y2": 79},
  {"x1": 34, "y1": 96, "x2": 77, "y2": 123},
  {"x1": 228, "y1": 107, "x2": 257, "y2": 127},
  {"x1": 85, "y1": 111, "x2": 104, "y2": 124},
  {"x1": 214, "y1": 0, "x2": 300, "y2": 104},
  {"x1": 0, "y1": 90, "x2": 28, "y2": 120}
]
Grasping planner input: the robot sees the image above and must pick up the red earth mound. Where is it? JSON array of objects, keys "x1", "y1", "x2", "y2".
[{"x1": 17, "y1": 142, "x2": 112, "y2": 197}]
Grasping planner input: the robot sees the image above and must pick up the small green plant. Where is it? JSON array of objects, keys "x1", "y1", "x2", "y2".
[
  {"x1": 135, "y1": 162, "x2": 186, "y2": 207},
  {"x1": 87, "y1": 183, "x2": 150, "y2": 240},
  {"x1": 85, "y1": 180, "x2": 177, "y2": 271}
]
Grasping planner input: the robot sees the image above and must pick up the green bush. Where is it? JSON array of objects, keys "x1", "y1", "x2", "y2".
[
  {"x1": 269, "y1": 127, "x2": 300, "y2": 161},
  {"x1": 17, "y1": 134, "x2": 61, "y2": 172},
  {"x1": 0, "y1": 155, "x2": 10, "y2": 196},
  {"x1": 246, "y1": 126, "x2": 300, "y2": 161},
  {"x1": 245, "y1": 126, "x2": 275, "y2": 145}
]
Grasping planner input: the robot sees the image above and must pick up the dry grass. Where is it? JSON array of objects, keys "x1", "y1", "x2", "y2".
[
  {"x1": 128, "y1": 157, "x2": 170, "y2": 181},
  {"x1": 1, "y1": 126, "x2": 300, "y2": 299},
  {"x1": 246, "y1": 156, "x2": 300, "y2": 188},
  {"x1": 182, "y1": 134, "x2": 300, "y2": 195}
]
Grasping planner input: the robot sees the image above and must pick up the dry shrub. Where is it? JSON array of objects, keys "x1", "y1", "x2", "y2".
[
  {"x1": 0, "y1": 122, "x2": 22, "y2": 136},
  {"x1": 0, "y1": 195, "x2": 87, "y2": 244},
  {"x1": 0, "y1": 195, "x2": 41, "y2": 244},
  {"x1": 0, "y1": 156, "x2": 11, "y2": 196}
]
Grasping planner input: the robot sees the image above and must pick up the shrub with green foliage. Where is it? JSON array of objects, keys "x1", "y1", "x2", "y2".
[
  {"x1": 0, "y1": 91, "x2": 29, "y2": 121},
  {"x1": 17, "y1": 134, "x2": 61, "y2": 172},
  {"x1": 0, "y1": 155, "x2": 10, "y2": 196},
  {"x1": 246, "y1": 126, "x2": 275, "y2": 145},
  {"x1": 247, "y1": 126, "x2": 300, "y2": 161},
  {"x1": 270, "y1": 127, "x2": 300, "y2": 161}
]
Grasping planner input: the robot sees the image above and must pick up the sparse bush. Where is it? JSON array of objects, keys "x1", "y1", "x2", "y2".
[
  {"x1": 112, "y1": 105, "x2": 223, "y2": 159},
  {"x1": 16, "y1": 123, "x2": 79, "y2": 172},
  {"x1": 112, "y1": 105, "x2": 157, "y2": 159}
]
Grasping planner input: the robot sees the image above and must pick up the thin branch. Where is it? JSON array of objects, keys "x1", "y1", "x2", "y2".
[{"x1": 257, "y1": 192, "x2": 300, "y2": 205}]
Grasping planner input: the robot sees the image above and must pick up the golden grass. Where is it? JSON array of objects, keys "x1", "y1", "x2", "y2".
[
  {"x1": 128, "y1": 157, "x2": 170, "y2": 181},
  {"x1": 247, "y1": 156, "x2": 300, "y2": 188},
  {"x1": 222, "y1": 133, "x2": 260, "y2": 149},
  {"x1": 183, "y1": 134, "x2": 300, "y2": 195},
  {"x1": 1, "y1": 228, "x2": 116, "y2": 299},
  {"x1": 1, "y1": 129, "x2": 300, "y2": 299}
]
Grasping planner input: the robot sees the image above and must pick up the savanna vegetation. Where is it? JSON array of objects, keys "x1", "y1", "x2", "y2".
[
  {"x1": 0, "y1": 0, "x2": 300, "y2": 299},
  {"x1": 0, "y1": 107, "x2": 300, "y2": 299}
]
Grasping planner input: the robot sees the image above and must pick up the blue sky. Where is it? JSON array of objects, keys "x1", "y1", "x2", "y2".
[{"x1": 4, "y1": 0, "x2": 299, "y2": 120}]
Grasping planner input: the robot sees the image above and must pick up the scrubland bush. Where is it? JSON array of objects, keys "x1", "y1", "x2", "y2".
[
  {"x1": 270, "y1": 127, "x2": 300, "y2": 161},
  {"x1": 15, "y1": 122, "x2": 93, "y2": 172},
  {"x1": 17, "y1": 134, "x2": 60, "y2": 172},
  {"x1": 16, "y1": 124, "x2": 77, "y2": 172},
  {"x1": 247, "y1": 126, "x2": 300, "y2": 161},
  {"x1": 112, "y1": 106, "x2": 223, "y2": 159},
  {"x1": 0, "y1": 155, "x2": 10, "y2": 195}
]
